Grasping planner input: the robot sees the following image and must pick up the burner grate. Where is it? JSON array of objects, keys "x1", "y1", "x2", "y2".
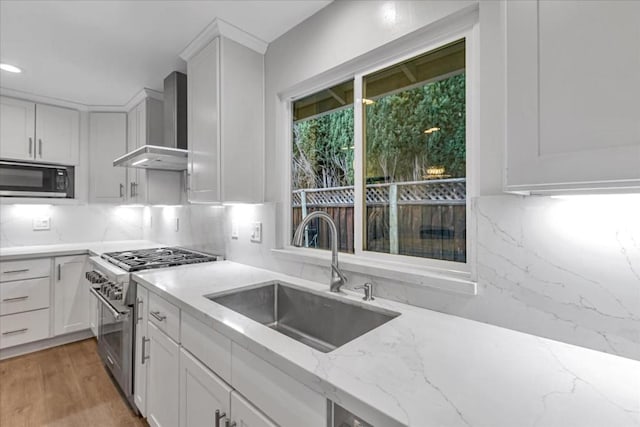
[{"x1": 101, "y1": 247, "x2": 218, "y2": 272}]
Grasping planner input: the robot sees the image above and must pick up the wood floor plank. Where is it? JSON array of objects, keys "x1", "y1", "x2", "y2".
[{"x1": 0, "y1": 338, "x2": 147, "y2": 427}]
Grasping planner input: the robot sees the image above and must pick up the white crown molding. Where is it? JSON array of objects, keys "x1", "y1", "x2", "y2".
[
  {"x1": 0, "y1": 87, "x2": 89, "y2": 111},
  {"x1": 1, "y1": 86, "x2": 163, "y2": 112},
  {"x1": 179, "y1": 17, "x2": 268, "y2": 61}
]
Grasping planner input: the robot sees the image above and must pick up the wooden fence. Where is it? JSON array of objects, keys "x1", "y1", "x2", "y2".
[{"x1": 291, "y1": 179, "x2": 466, "y2": 262}]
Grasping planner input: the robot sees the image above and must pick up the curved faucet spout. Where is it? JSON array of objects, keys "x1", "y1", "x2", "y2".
[{"x1": 292, "y1": 211, "x2": 347, "y2": 292}]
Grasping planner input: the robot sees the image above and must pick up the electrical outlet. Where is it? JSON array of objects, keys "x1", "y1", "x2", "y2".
[
  {"x1": 250, "y1": 222, "x2": 262, "y2": 243},
  {"x1": 231, "y1": 221, "x2": 239, "y2": 239},
  {"x1": 33, "y1": 217, "x2": 50, "y2": 231}
]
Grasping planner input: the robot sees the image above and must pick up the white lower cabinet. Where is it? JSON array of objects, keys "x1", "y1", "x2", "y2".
[
  {"x1": 147, "y1": 321, "x2": 180, "y2": 427},
  {"x1": 0, "y1": 309, "x2": 50, "y2": 349},
  {"x1": 53, "y1": 255, "x2": 90, "y2": 336},
  {"x1": 179, "y1": 348, "x2": 232, "y2": 427},
  {"x1": 139, "y1": 289, "x2": 328, "y2": 427},
  {"x1": 231, "y1": 391, "x2": 277, "y2": 427},
  {"x1": 134, "y1": 285, "x2": 149, "y2": 416}
]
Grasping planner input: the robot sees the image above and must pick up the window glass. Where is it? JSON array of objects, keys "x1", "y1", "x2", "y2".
[
  {"x1": 291, "y1": 80, "x2": 355, "y2": 253},
  {"x1": 363, "y1": 39, "x2": 466, "y2": 262}
]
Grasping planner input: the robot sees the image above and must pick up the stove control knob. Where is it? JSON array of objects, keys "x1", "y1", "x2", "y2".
[{"x1": 113, "y1": 291, "x2": 123, "y2": 300}]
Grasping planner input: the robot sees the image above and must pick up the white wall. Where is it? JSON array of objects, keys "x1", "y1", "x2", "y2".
[{"x1": 224, "y1": 0, "x2": 640, "y2": 361}]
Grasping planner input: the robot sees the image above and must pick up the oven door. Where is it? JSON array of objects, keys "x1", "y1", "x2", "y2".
[
  {"x1": 0, "y1": 161, "x2": 74, "y2": 198},
  {"x1": 92, "y1": 288, "x2": 132, "y2": 396}
]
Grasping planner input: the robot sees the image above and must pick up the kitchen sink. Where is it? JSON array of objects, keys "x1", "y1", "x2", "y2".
[{"x1": 207, "y1": 282, "x2": 399, "y2": 353}]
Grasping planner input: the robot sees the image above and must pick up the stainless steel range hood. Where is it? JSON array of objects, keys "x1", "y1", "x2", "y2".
[{"x1": 114, "y1": 71, "x2": 188, "y2": 170}]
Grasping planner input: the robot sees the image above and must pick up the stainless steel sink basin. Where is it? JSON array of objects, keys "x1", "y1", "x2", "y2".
[{"x1": 207, "y1": 282, "x2": 399, "y2": 353}]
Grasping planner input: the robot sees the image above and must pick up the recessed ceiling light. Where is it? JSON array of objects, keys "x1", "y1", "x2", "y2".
[{"x1": 0, "y1": 63, "x2": 22, "y2": 73}]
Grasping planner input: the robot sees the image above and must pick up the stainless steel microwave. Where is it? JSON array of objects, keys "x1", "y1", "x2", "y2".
[{"x1": 0, "y1": 161, "x2": 74, "y2": 198}]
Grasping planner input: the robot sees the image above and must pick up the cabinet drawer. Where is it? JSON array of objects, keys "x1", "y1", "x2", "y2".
[
  {"x1": 181, "y1": 311, "x2": 231, "y2": 383},
  {"x1": 148, "y1": 292, "x2": 180, "y2": 342},
  {"x1": 0, "y1": 258, "x2": 51, "y2": 282},
  {"x1": 231, "y1": 343, "x2": 326, "y2": 427},
  {"x1": 0, "y1": 308, "x2": 50, "y2": 349},
  {"x1": 0, "y1": 277, "x2": 50, "y2": 315}
]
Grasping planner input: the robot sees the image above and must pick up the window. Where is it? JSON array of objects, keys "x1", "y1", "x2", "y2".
[{"x1": 291, "y1": 39, "x2": 467, "y2": 264}]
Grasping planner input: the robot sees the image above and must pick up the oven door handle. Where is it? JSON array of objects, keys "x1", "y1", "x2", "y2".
[{"x1": 89, "y1": 287, "x2": 129, "y2": 321}]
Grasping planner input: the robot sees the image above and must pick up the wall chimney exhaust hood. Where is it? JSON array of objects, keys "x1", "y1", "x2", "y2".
[{"x1": 114, "y1": 71, "x2": 188, "y2": 170}]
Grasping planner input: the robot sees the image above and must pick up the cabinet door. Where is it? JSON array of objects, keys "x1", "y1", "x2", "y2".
[
  {"x1": 230, "y1": 391, "x2": 277, "y2": 427},
  {"x1": 505, "y1": 0, "x2": 640, "y2": 192},
  {"x1": 147, "y1": 322, "x2": 179, "y2": 427},
  {"x1": 179, "y1": 348, "x2": 232, "y2": 427},
  {"x1": 126, "y1": 107, "x2": 138, "y2": 202},
  {"x1": 35, "y1": 104, "x2": 80, "y2": 165},
  {"x1": 187, "y1": 37, "x2": 221, "y2": 203},
  {"x1": 89, "y1": 113, "x2": 127, "y2": 202},
  {"x1": 53, "y1": 255, "x2": 89, "y2": 335},
  {"x1": 0, "y1": 96, "x2": 35, "y2": 161},
  {"x1": 134, "y1": 285, "x2": 149, "y2": 416}
]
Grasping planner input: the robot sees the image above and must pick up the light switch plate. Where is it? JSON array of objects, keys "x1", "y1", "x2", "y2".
[
  {"x1": 231, "y1": 221, "x2": 239, "y2": 239},
  {"x1": 250, "y1": 222, "x2": 262, "y2": 243},
  {"x1": 33, "y1": 217, "x2": 51, "y2": 231}
]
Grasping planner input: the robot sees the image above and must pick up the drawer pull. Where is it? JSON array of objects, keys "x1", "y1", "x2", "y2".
[
  {"x1": 136, "y1": 297, "x2": 143, "y2": 323},
  {"x1": 106, "y1": 354, "x2": 115, "y2": 366},
  {"x1": 2, "y1": 328, "x2": 28, "y2": 336},
  {"x1": 141, "y1": 336, "x2": 150, "y2": 364},
  {"x1": 2, "y1": 296, "x2": 29, "y2": 302},
  {"x1": 3, "y1": 269, "x2": 29, "y2": 274},
  {"x1": 150, "y1": 311, "x2": 166, "y2": 322}
]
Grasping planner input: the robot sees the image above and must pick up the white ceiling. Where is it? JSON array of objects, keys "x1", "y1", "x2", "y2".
[{"x1": 0, "y1": 0, "x2": 332, "y2": 106}]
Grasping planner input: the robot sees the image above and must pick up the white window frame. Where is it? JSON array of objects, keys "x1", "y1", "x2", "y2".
[{"x1": 276, "y1": 17, "x2": 479, "y2": 295}]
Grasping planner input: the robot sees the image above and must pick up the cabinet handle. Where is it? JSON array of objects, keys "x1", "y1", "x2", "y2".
[
  {"x1": 119, "y1": 183, "x2": 124, "y2": 198},
  {"x1": 136, "y1": 297, "x2": 143, "y2": 323},
  {"x1": 3, "y1": 269, "x2": 29, "y2": 274},
  {"x1": 224, "y1": 419, "x2": 236, "y2": 427},
  {"x1": 2, "y1": 328, "x2": 28, "y2": 336},
  {"x1": 106, "y1": 354, "x2": 115, "y2": 366},
  {"x1": 57, "y1": 264, "x2": 61, "y2": 281},
  {"x1": 130, "y1": 182, "x2": 135, "y2": 198},
  {"x1": 141, "y1": 336, "x2": 150, "y2": 364},
  {"x1": 38, "y1": 139, "x2": 42, "y2": 157},
  {"x1": 2, "y1": 296, "x2": 29, "y2": 302},
  {"x1": 134, "y1": 182, "x2": 138, "y2": 197},
  {"x1": 149, "y1": 311, "x2": 166, "y2": 322},
  {"x1": 215, "y1": 410, "x2": 226, "y2": 427},
  {"x1": 28, "y1": 137, "x2": 33, "y2": 156}
]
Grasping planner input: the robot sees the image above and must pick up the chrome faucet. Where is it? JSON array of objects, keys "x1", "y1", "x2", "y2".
[{"x1": 292, "y1": 211, "x2": 347, "y2": 292}]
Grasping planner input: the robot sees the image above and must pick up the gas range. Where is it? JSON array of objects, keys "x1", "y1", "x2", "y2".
[{"x1": 84, "y1": 246, "x2": 220, "y2": 413}]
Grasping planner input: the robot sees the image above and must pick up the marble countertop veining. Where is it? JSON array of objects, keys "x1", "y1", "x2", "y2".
[
  {"x1": 0, "y1": 240, "x2": 163, "y2": 260},
  {"x1": 132, "y1": 261, "x2": 640, "y2": 427}
]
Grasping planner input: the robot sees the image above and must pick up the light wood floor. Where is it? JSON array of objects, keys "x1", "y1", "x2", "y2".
[{"x1": 0, "y1": 338, "x2": 147, "y2": 427}]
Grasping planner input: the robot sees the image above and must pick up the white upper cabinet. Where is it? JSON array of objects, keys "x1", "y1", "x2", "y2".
[
  {"x1": 505, "y1": 0, "x2": 640, "y2": 193},
  {"x1": 89, "y1": 112, "x2": 127, "y2": 203},
  {"x1": 184, "y1": 34, "x2": 264, "y2": 204},
  {"x1": 0, "y1": 97, "x2": 35, "y2": 161},
  {"x1": 35, "y1": 104, "x2": 80, "y2": 165},
  {"x1": 0, "y1": 97, "x2": 79, "y2": 165}
]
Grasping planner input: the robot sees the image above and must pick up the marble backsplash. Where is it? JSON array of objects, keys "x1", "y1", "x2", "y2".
[
  {"x1": 141, "y1": 205, "x2": 225, "y2": 256},
  {"x1": 223, "y1": 195, "x2": 640, "y2": 361},
  {"x1": 0, "y1": 203, "x2": 144, "y2": 247}
]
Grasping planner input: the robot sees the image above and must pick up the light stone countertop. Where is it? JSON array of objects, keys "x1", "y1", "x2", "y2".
[
  {"x1": 132, "y1": 260, "x2": 640, "y2": 427},
  {"x1": 0, "y1": 240, "x2": 164, "y2": 260}
]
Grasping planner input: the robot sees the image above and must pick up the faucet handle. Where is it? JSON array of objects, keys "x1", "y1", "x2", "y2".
[{"x1": 354, "y1": 283, "x2": 374, "y2": 301}]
